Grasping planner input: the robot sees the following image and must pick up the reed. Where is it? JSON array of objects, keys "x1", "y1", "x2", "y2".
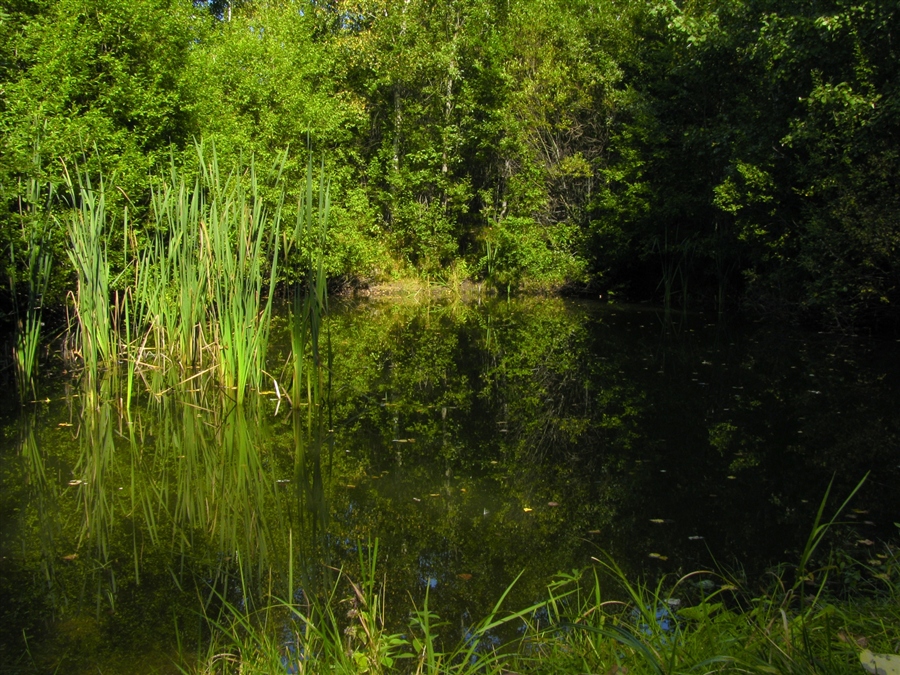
[
  {"x1": 139, "y1": 144, "x2": 285, "y2": 403},
  {"x1": 10, "y1": 142, "x2": 55, "y2": 400},
  {"x1": 290, "y1": 157, "x2": 331, "y2": 407},
  {"x1": 11, "y1": 228, "x2": 52, "y2": 401},
  {"x1": 56, "y1": 142, "x2": 287, "y2": 403},
  {"x1": 63, "y1": 162, "x2": 114, "y2": 381},
  {"x1": 205, "y1": 149, "x2": 283, "y2": 404}
]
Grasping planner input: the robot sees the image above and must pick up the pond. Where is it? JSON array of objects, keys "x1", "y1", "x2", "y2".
[{"x1": 1, "y1": 295, "x2": 898, "y2": 673}]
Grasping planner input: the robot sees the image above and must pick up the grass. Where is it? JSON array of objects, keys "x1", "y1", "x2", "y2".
[
  {"x1": 10, "y1": 224, "x2": 52, "y2": 401},
  {"x1": 289, "y1": 156, "x2": 331, "y2": 408},
  {"x1": 186, "y1": 537, "x2": 899, "y2": 675},
  {"x1": 61, "y1": 143, "x2": 288, "y2": 404},
  {"x1": 181, "y1": 476, "x2": 898, "y2": 675},
  {"x1": 63, "y1": 161, "x2": 114, "y2": 382}
]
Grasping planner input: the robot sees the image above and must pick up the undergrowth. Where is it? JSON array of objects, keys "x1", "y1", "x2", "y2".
[{"x1": 188, "y1": 534, "x2": 899, "y2": 675}]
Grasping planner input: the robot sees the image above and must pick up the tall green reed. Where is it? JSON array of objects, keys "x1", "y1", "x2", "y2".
[
  {"x1": 10, "y1": 139, "x2": 55, "y2": 400},
  {"x1": 63, "y1": 162, "x2": 114, "y2": 382},
  {"x1": 202, "y1": 148, "x2": 284, "y2": 404},
  {"x1": 10, "y1": 225, "x2": 52, "y2": 401},
  {"x1": 289, "y1": 157, "x2": 331, "y2": 407},
  {"x1": 60, "y1": 143, "x2": 286, "y2": 403},
  {"x1": 146, "y1": 143, "x2": 285, "y2": 402}
]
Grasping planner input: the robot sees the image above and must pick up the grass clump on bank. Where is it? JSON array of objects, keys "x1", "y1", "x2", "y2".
[
  {"x1": 59, "y1": 143, "x2": 307, "y2": 405},
  {"x1": 191, "y1": 538, "x2": 899, "y2": 675}
]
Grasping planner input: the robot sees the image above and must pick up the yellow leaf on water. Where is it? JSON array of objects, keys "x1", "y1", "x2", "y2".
[
  {"x1": 523, "y1": 507, "x2": 533, "y2": 512},
  {"x1": 860, "y1": 649, "x2": 900, "y2": 675}
]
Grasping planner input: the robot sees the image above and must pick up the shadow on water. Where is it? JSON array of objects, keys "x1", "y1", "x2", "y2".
[{"x1": 1, "y1": 296, "x2": 899, "y2": 672}]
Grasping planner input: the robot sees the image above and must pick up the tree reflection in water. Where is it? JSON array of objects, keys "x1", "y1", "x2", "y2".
[{"x1": 1, "y1": 296, "x2": 898, "y2": 672}]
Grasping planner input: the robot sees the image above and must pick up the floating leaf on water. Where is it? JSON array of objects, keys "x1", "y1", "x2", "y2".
[
  {"x1": 412, "y1": 497, "x2": 421, "y2": 502},
  {"x1": 457, "y1": 573, "x2": 473, "y2": 581},
  {"x1": 346, "y1": 484, "x2": 356, "y2": 489},
  {"x1": 490, "y1": 460, "x2": 498, "y2": 464},
  {"x1": 648, "y1": 553, "x2": 668, "y2": 560},
  {"x1": 858, "y1": 539, "x2": 875, "y2": 546},
  {"x1": 727, "y1": 475, "x2": 736, "y2": 480},
  {"x1": 523, "y1": 507, "x2": 533, "y2": 512},
  {"x1": 860, "y1": 649, "x2": 900, "y2": 675}
]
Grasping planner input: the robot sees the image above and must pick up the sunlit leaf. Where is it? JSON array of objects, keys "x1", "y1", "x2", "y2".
[{"x1": 860, "y1": 649, "x2": 900, "y2": 675}]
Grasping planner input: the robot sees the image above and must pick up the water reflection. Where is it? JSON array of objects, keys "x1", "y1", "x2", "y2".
[{"x1": 1, "y1": 297, "x2": 898, "y2": 672}]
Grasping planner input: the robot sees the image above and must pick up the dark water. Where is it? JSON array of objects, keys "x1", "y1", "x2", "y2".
[{"x1": 2, "y1": 296, "x2": 898, "y2": 673}]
